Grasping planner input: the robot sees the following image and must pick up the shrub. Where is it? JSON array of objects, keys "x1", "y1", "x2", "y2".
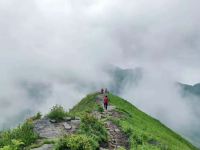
[
  {"x1": 32, "y1": 112, "x2": 42, "y2": 121},
  {"x1": 28, "y1": 112, "x2": 42, "y2": 122},
  {"x1": 97, "y1": 105, "x2": 104, "y2": 113},
  {"x1": 79, "y1": 114, "x2": 108, "y2": 143},
  {"x1": 55, "y1": 134, "x2": 98, "y2": 150},
  {"x1": 47, "y1": 105, "x2": 66, "y2": 121},
  {"x1": 132, "y1": 133, "x2": 143, "y2": 145},
  {"x1": 0, "y1": 121, "x2": 38, "y2": 148},
  {"x1": 0, "y1": 140, "x2": 24, "y2": 150}
]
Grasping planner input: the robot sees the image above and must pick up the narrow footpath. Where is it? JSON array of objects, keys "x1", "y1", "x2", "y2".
[{"x1": 95, "y1": 94, "x2": 130, "y2": 150}]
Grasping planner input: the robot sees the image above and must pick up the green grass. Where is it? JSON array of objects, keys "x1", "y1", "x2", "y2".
[
  {"x1": 55, "y1": 134, "x2": 98, "y2": 150},
  {"x1": 69, "y1": 93, "x2": 99, "y2": 116},
  {"x1": 0, "y1": 121, "x2": 39, "y2": 149},
  {"x1": 69, "y1": 92, "x2": 198, "y2": 150},
  {"x1": 108, "y1": 94, "x2": 198, "y2": 150},
  {"x1": 78, "y1": 114, "x2": 108, "y2": 144},
  {"x1": 2, "y1": 92, "x2": 197, "y2": 150},
  {"x1": 69, "y1": 93, "x2": 108, "y2": 149}
]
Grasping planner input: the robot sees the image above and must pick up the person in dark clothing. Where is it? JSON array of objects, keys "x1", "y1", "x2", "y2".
[
  {"x1": 104, "y1": 95, "x2": 109, "y2": 110},
  {"x1": 105, "y1": 88, "x2": 109, "y2": 93},
  {"x1": 101, "y1": 88, "x2": 104, "y2": 94}
]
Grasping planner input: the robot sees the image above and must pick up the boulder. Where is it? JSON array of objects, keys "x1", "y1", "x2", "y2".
[
  {"x1": 114, "y1": 129, "x2": 120, "y2": 132},
  {"x1": 64, "y1": 117, "x2": 72, "y2": 121},
  {"x1": 50, "y1": 119, "x2": 56, "y2": 123},
  {"x1": 63, "y1": 122, "x2": 72, "y2": 130}
]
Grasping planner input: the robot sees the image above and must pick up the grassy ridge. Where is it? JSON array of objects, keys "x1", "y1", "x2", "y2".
[
  {"x1": 1, "y1": 92, "x2": 195, "y2": 149},
  {"x1": 69, "y1": 93, "x2": 99, "y2": 116},
  {"x1": 108, "y1": 94, "x2": 198, "y2": 150},
  {"x1": 69, "y1": 92, "x2": 198, "y2": 149}
]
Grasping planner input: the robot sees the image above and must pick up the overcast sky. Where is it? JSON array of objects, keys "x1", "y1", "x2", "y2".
[{"x1": 0, "y1": 0, "x2": 200, "y2": 146}]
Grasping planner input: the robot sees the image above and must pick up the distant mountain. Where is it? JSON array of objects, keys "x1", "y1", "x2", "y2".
[
  {"x1": 106, "y1": 66, "x2": 143, "y2": 94},
  {"x1": 178, "y1": 82, "x2": 200, "y2": 97},
  {"x1": 177, "y1": 82, "x2": 200, "y2": 147}
]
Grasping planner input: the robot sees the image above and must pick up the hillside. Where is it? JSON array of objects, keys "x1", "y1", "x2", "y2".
[
  {"x1": 0, "y1": 92, "x2": 198, "y2": 150},
  {"x1": 71, "y1": 93, "x2": 198, "y2": 150}
]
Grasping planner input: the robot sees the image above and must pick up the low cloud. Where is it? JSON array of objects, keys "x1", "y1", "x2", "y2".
[{"x1": 0, "y1": 0, "x2": 200, "y2": 147}]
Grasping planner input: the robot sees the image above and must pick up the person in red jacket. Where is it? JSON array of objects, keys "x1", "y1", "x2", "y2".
[{"x1": 104, "y1": 95, "x2": 109, "y2": 110}]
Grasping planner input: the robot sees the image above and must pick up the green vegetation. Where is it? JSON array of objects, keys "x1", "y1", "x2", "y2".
[
  {"x1": 79, "y1": 114, "x2": 108, "y2": 144},
  {"x1": 29, "y1": 112, "x2": 42, "y2": 121},
  {"x1": 70, "y1": 93, "x2": 99, "y2": 116},
  {"x1": 0, "y1": 121, "x2": 38, "y2": 149},
  {"x1": 47, "y1": 105, "x2": 67, "y2": 121},
  {"x1": 0, "y1": 92, "x2": 197, "y2": 150},
  {"x1": 97, "y1": 104, "x2": 104, "y2": 113},
  {"x1": 55, "y1": 134, "x2": 98, "y2": 150},
  {"x1": 54, "y1": 114, "x2": 107, "y2": 150},
  {"x1": 108, "y1": 94, "x2": 198, "y2": 150},
  {"x1": 27, "y1": 139, "x2": 56, "y2": 149},
  {"x1": 117, "y1": 147, "x2": 126, "y2": 150},
  {"x1": 0, "y1": 139, "x2": 24, "y2": 150}
]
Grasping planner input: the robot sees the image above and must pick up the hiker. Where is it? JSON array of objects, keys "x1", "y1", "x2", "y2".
[
  {"x1": 105, "y1": 88, "x2": 109, "y2": 93},
  {"x1": 101, "y1": 88, "x2": 104, "y2": 94},
  {"x1": 104, "y1": 95, "x2": 109, "y2": 110}
]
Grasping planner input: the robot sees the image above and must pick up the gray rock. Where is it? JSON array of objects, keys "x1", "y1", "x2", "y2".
[
  {"x1": 31, "y1": 144, "x2": 53, "y2": 150},
  {"x1": 50, "y1": 119, "x2": 56, "y2": 123},
  {"x1": 75, "y1": 116, "x2": 81, "y2": 120},
  {"x1": 114, "y1": 129, "x2": 120, "y2": 132},
  {"x1": 92, "y1": 111, "x2": 102, "y2": 119},
  {"x1": 71, "y1": 120, "x2": 81, "y2": 129},
  {"x1": 34, "y1": 118, "x2": 63, "y2": 139},
  {"x1": 34, "y1": 117, "x2": 81, "y2": 139},
  {"x1": 64, "y1": 117, "x2": 71, "y2": 121},
  {"x1": 63, "y1": 122, "x2": 72, "y2": 130},
  {"x1": 71, "y1": 119, "x2": 81, "y2": 125}
]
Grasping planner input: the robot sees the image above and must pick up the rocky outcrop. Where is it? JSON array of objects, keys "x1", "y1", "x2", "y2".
[
  {"x1": 33, "y1": 93, "x2": 130, "y2": 149},
  {"x1": 34, "y1": 117, "x2": 80, "y2": 139},
  {"x1": 105, "y1": 121, "x2": 129, "y2": 149}
]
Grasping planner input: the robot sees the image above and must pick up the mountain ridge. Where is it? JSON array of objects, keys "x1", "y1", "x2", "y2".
[
  {"x1": 0, "y1": 92, "x2": 198, "y2": 150},
  {"x1": 70, "y1": 92, "x2": 198, "y2": 150}
]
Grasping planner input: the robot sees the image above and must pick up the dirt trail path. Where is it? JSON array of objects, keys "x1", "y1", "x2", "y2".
[{"x1": 95, "y1": 94, "x2": 130, "y2": 150}]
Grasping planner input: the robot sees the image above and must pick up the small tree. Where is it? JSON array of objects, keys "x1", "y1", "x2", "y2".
[{"x1": 47, "y1": 105, "x2": 66, "y2": 121}]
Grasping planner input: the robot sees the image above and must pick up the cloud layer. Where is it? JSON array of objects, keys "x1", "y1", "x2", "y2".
[{"x1": 0, "y1": 0, "x2": 200, "y2": 146}]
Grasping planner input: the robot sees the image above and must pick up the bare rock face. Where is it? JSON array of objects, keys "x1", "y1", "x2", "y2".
[
  {"x1": 34, "y1": 118, "x2": 64, "y2": 139},
  {"x1": 34, "y1": 117, "x2": 81, "y2": 139},
  {"x1": 31, "y1": 144, "x2": 53, "y2": 150}
]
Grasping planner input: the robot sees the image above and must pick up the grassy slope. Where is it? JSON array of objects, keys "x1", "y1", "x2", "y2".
[
  {"x1": 70, "y1": 93, "x2": 198, "y2": 150},
  {"x1": 108, "y1": 94, "x2": 198, "y2": 150},
  {"x1": 69, "y1": 93, "x2": 99, "y2": 116}
]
